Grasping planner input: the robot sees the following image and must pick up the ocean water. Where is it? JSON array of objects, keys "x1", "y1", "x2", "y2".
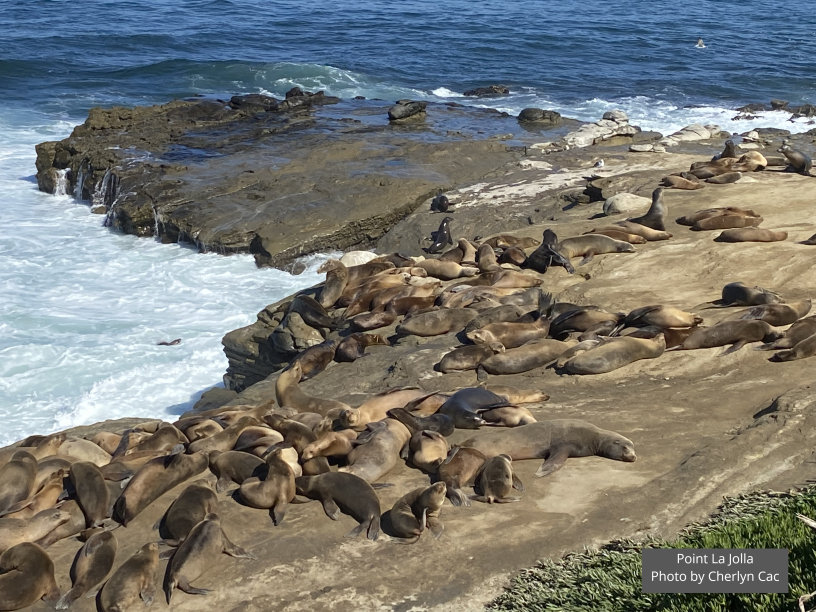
[{"x1": 1, "y1": 0, "x2": 815, "y2": 444}]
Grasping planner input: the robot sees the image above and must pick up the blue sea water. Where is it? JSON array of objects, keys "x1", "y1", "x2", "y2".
[{"x1": 1, "y1": 0, "x2": 814, "y2": 444}]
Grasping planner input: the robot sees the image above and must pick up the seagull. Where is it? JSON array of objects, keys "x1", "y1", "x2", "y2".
[
  {"x1": 695, "y1": 38, "x2": 706, "y2": 48},
  {"x1": 592, "y1": 159, "x2": 604, "y2": 169}
]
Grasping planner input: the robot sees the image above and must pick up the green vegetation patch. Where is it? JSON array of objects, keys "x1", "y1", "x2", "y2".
[{"x1": 489, "y1": 487, "x2": 816, "y2": 612}]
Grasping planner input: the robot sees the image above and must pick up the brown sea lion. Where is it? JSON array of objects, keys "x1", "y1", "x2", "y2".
[
  {"x1": 340, "y1": 419, "x2": 411, "y2": 483},
  {"x1": 158, "y1": 479, "x2": 219, "y2": 543},
  {"x1": 389, "y1": 482, "x2": 446, "y2": 543},
  {"x1": 335, "y1": 333, "x2": 390, "y2": 362},
  {"x1": 468, "y1": 317, "x2": 550, "y2": 350},
  {"x1": 116, "y1": 424, "x2": 187, "y2": 457},
  {"x1": 770, "y1": 333, "x2": 816, "y2": 362},
  {"x1": 438, "y1": 447, "x2": 486, "y2": 507},
  {"x1": 407, "y1": 430, "x2": 449, "y2": 473},
  {"x1": 55, "y1": 530, "x2": 117, "y2": 610},
  {"x1": 778, "y1": 144, "x2": 812, "y2": 176},
  {"x1": 0, "y1": 469, "x2": 64, "y2": 521},
  {"x1": 461, "y1": 419, "x2": 636, "y2": 477},
  {"x1": 715, "y1": 228, "x2": 788, "y2": 242},
  {"x1": 463, "y1": 304, "x2": 526, "y2": 333},
  {"x1": 618, "y1": 305, "x2": 702, "y2": 330},
  {"x1": 489, "y1": 269, "x2": 542, "y2": 289},
  {"x1": 584, "y1": 228, "x2": 647, "y2": 244},
  {"x1": 417, "y1": 259, "x2": 479, "y2": 281},
  {"x1": 563, "y1": 335, "x2": 666, "y2": 375},
  {"x1": 478, "y1": 339, "x2": 575, "y2": 376},
  {"x1": 350, "y1": 311, "x2": 399, "y2": 332},
  {"x1": 263, "y1": 416, "x2": 329, "y2": 476},
  {"x1": 676, "y1": 207, "x2": 758, "y2": 226},
  {"x1": 661, "y1": 175, "x2": 704, "y2": 190},
  {"x1": 316, "y1": 259, "x2": 349, "y2": 308},
  {"x1": 0, "y1": 451, "x2": 36, "y2": 515},
  {"x1": 480, "y1": 406, "x2": 537, "y2": 426},
  {"x1": 301, "y1": 430, "x2": 358, "y2": 461},
  {"x1": 438, "y1": 344, "x2": 505, "y2": 373},
  {"x1": 483, "y1": 385, "x2": 549, "y2": 404},
  {"x1": 341, "y1": 388, "x2": 431, "y2": 428},
  {"x1": 178, "y1": 419, "x2": 223, "y2": 442},
  {"x1": 33, "y1": 501, "x2": 85, "y2": 548},
  {"x1": 556, "y1": 235, "x2": 635, "y2": 264},
  {"x1": 0, "y1": 509, "x2": 71, "y2": 554},
  {"x1": 481, "y1": 235, "x2": 540, "y2": 249},
  {"x1": 32, "y1": 457, "x2": 71, "y2": 494},
  {"x1": 668, "y1": 320, "x2": 781, "y2": 353},
  {"x1": 295, "y1": 472, "x2": 381, "y2": 540},
  {"x1": 275, "y1": 361, "x2": 352, "y2": 416},
  {"x1": 232, "y1": 426, "x2": 283, "y2": 453},
  {"x1": 208, "y1": 451, "x2": 265, "y2": 493},
  {"x1": 550, "y1": 307, "x2": 622, "y2": 337},
  {"x1": 99, "y1": 542, "x2": 159, "y2": 612},
  {"x1": 628, "y1": 187, "x2": 667, "y2": 231},
  {"x1": 386, "y1": 409, "x2": 455, "y2": 437},
  {"x1": 290, "y1": 339, "x2": 338, "y2": 380},
  {"x1": 728, "y1": 299, "x2": 811, "y2": 327},
  {"x1": 692, "y1": 214, "x2": 763, "y2": 231},
  {"x1": 705, "y1": 171, "x2": 742, "y2": 184},
  {"x1": 164, "y1": 513, "x2": 254, "y2": 603},
  {"x1": 757, "y1": 316, "x2": 816, "y2": 350},
  {"x1": 613, "y1": 220, "x2": 672, "y2": 241},
  {"x1": 438, "y1": 387, "x2": 512, "y2": 429},
  {"x1": 186, "y1": 416, "x2": 257, "y2": 454},
  {"x1": 396, "y1": 308, "x2": 478, "y2": 337},
  {"x1": 471, "y1": 454, "x2": 524, "y2": 503},
  {"x1": 0, "y1": 542, "x2": 61, "y2": 610},
  {"x1": 476, "y1": 243, "x2": 501, "y2": 273},
  {"x1": 498, "y1": 246, "x2": 528, "y2": 266},
  {"x1": 238, "y1": 448, "x2": 296, "y2": 525},
  {"x1": 57, "y1": 439, "x2": 111, "y2": 467}
]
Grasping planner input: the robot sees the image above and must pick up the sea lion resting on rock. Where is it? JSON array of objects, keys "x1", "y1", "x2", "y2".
[
  {"x1": 667, "y1": 320, "x2": 781, "y2": 354},
  {"x1": 770, "y1": 332, "x2": 816, "y2": 362},
  {"x1": 692, "y1": 214, "x2": 763, "y2": 232},
  {"x1": 461, "y1": 419, "x2": 636, "y2": 477},
  {"x1": 616, "y1": 305, "x2": 702, "y2": 331},
  {"x1": 756, "y1": 316, "x2": 816, "y2": 350},
  {"x1": 389, "y1": 482, "x2": 446, "y2": 543},
  {"x1": 295, "y1": 472, "x2": 381, "y2": 540},
  {"x1": 438, "y1": 344, "x2": 505, "y2": 373},
  {"x1": 406, "y1": 430, "x2": 449, "y2": 473},
  {"x1": 676, "y1": 207, "x2": 759, "y2": 226},
  {"x1": 99, "y1": 542, "x2": 159, "y2": 612},
  {"x1": 438, "y1": 388, "x2": 514, "y2": 429},
  {"x1": 56, "y1": 530, "x2": 117, "y2": 610},
  {"x1": 471, "y1": 455, "x2": 524, "y2": 503},
  {"x1": 556, "y1": 235, "x2": 634, "y2": 264},
  {"x1": 335, "y1": 333, "x2": 389, "y2": 362},
  {"x1": 438, "y1": 447, "x2": 486, "y2": 507},
  {"x1": 715, "y1": 228, "x2": 787, "y2": 242},
  {"x1": 478, "y1": 339, "x2": 576, "y2": 377},
  {"x1": 417, "y1": 259, "x2": 478, "y2": 281},
  {"x1": 339, "y1": 419, "x2": 411, "y2": 483},
  {"x1": 563, "y1": 335, "x2": 666, "y2": 375},
  {"x1": 628, "y1": 187, "x2": 667, "y2": 231},
  {"x1": 727, "y1": 299, "x2": 811, "y2": 327},
  {"x1": 0, "y1": 542, "x2": 61, "y2": 610},
  {"x1": 613, "y1": 220, "x2": 672, "y2": 241},
  {"x1": 661, "y1": 175, "x2": 704, "y2": 190},
  {"x1": 396, "y1": 308, "x2": 478, "y2": 337},
  {"x1": 584, "y1": 227, "x2": 647, "y2": 244},
  {"x1": 716, "y1": 282, "x2": 781, "y2": 307}
]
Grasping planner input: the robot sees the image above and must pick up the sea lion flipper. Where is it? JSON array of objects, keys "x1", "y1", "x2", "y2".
[
  {"x1": 221, "y1": 530, "x2": 255, "y2": 559},
  {"x1": 578, "y1": 253, "x2": 595, "y2": 266},
  {"x1": 344, "y1": 522, "x2": 367, "y2": 539},
  {"x1": 721, "y1": 340, "x2": 748, "y2": 355},
  {"x1": 476, "y1": 365, "x2": 488, "y2": 382},
  {"x1": 534, "y1": 447, "x2": 570, "y2": 477},
  {"x1": 512, "y1": 473, "x2": 525, "y2": 492},
  {"x1": 177, "y1": 577, "x2": 210, "y2": 596},
  {"x1": 271, "y1": 503, "x2": 287, "y2": 526},
  {"x1": 367, "y1": 515, "x2": 381, "y2": 541},
  {"x1": 321, "y1": 497, "x2": 342, "y2": 520},
  {"x1": 447, "y1": 487, "x2": 470, "y2": 507},
  {"x1": 158, "y1": 548, "x2": 175, "y2": 561},
  {"x1": 427, "y1": 517, "x2": 444, "y2": 539},
  {"x1": 370, "y1": 482, "x2": 394, "y2": 489},
  {"x1": 140, "y1": 583, "x2": 157, "y2": 606},
  {"x1": 495, "y1": 496, "x2": 521, "y2": 503}
]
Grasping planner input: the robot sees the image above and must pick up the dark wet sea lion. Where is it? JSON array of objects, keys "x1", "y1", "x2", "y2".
[
  {"x1": 427, "y1": 216, "x2": 454, "y2": 254},
  {"x1": 461, "y1": 419, "x2": 636, "y2": 477},
  {"x1": 335, "y1": 332, "x2": 390, "y2": 362},
  {"x1": 471, "y1": 454, "x2": 523, "y2": 503},
  {"x1": 295, "y1": 472, "x2": 381, "y2": 540},
  {"x1": 158, "y1": 479, "x2": 218, "y2": 542},
  {"x1": 628, "y1": 187, "x2": 667, "y2": 231},
  {"x1": 430, "y1": 193, "x2": 450, "y2": 212},
  {"x1": 157, "y1": 339, "x2": 182, "y2": 346},
  {"x1": 99, "y1": 542, "x2": 159, "y2": 612},
  {"x1": 716, "y1": 282, "x2": 782, "y2": 306},
  {"x1": 715, "y1": 227, "x2": 788, "y2": 242},
  {"x1": 164, "y1": 513, "x2": 253, "y2": 603},
  {"x1": 0, "y1": 542, "x2": 61, "y2": 610},
  {"x1": 668, "y1": 320, "x2": 781, "y2": 353},
  {"x1": 55, "y1": 530, "x2": 117, "y2": 610},
  {"x1": 438, "y1": 388, "x2": 513, "y2": 429},
  {"x1": 389, "y1": 482, "x2": 446, "y2": 543},
  {"x1": 802, "y1": 233, "x2": 816, "y2": 245},
  {"x1": 69, "y1": 461, "x2": 109, "y2": 529},
  {"x1": 387, "y1": 408, "x2": 455, "y2": 436},
  {"x1": 523, "y1": 229, "x2": 575, "y2": 274}
]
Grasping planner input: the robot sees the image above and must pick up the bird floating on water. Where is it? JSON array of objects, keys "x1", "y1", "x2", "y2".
[{"x1": 695, "y1": 38, "x2": 706, "y2": 48}]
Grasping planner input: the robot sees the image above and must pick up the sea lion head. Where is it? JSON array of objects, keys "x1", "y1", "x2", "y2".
[
  {"x1": 467, "y1": 329, "x2": 492, "y2": 345},
  {"x1": 294, "y1": 475, "x2": 317, "y2": 496},
  {"x1": 616, "y1": 242, "x2": 636, "y2": 253},
  {"x1": 339, "y1": 409, "x2": 361, "y2": 429},
  {"x1": 598, "y1": 434, "x2": 637, "y2": 463},
  {"x1": 316, "y1": 259, "x2": 344, "y2": 275},
  {"x1": 459, "y1": 413, "x2": 487, "y2": 429}
]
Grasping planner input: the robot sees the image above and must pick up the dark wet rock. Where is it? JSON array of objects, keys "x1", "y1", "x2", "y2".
[
  {"x1": 791, "y1": 104, "x2": 816, "y2": 118},
  {"x1": 388, "y1": 100, "x2": 427, "y2": 122},
  {"x1": 192, "y1": 387, "x2": 239, "y2": 412},
  {"x1": 736, "y1": 103, "x2": 768, "y2": 113},
  {"x1": 463, "y1": 85, "x2": 510, "y2": 97},
  {"x1": 632, "y1": 130, "x2": 663, "y2": 143},
  {"x1": 755, "y1": 127, "x2": 791, "y2": 138},
  {"x1": 771, "y1": 99, "x2": 789, "y2": 110},
  {"x1": 229, "y1": 94, "x2": 279, "y2": 111},
  {"x1": 517, "y1": 108, "x2": 561, "y2": 124}
]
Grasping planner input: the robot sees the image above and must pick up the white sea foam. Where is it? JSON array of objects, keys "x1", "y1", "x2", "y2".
[{"x1": 0, "y1": 110, "x2": 327, "y2": 446}]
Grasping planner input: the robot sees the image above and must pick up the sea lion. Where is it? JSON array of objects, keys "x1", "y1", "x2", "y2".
[
  {"x1": 387, "y1": 293, "x2": 438, "y2": 316},
  {"x1": 550, "y1": 307, "x2": 622, "y2": 337},
  {"x1": 116, "y1": 424, "x2": 187, "y2": 457},
  {"x1": 386, "y1": 409, "x2": 455, "y2": 437},
  {"x1": 770, "y1": 332, "x2": 816, "y2": 362},
  {"x1": 389, "y1": 482, "x2": 446, "y2": 543},
  {"x1": 778, "y1": 144, "x2": 812, "y2": 176},
  {"x1": 668, "y1": 320, "x2": 781, "y2": 353},
  {"x1": 55, "y1": 530, "x2": 117, "y2": 610},
  {"x1": 468, "y1": 315, "x2": 550, "y2": 350},
  {"x1": 263, "y1": 416, "x2": 329, "y2": 476},
  {"x1": 57, "y1": 438, "x2": 111, "y2": 467},
  {"x1": 618, "y1": 305, "x2": 702, "y2": 330},
  {"x1": 716, "y1": 282, "x2": 782, "y2": 307},
  {"x1": 480, "y1": 235, "x2": 540, "y2": 249},
  {"x1": 715, "y1": 228, "x2": 788, "y2": 242},
  {"x1": 463, "y1": 304, "x2": 525, "y2": 333},
  {"x1": 705, "y1": 171, "x2": 742, "y2": 184},
  {"x1": 613, "y1": 220, "x2": 672, "y2": 241},
  {"x1": 295, "y1": 472, "x2": 381, "y2": 540},
  {"x1": 471, "y1": 454, "x2": 524, "y2": 503},
  {"x1": 0, "y1": 451, "x2": 36, "y2": 515},
  {"x1": 33, "y1": 501, "x2": 85, "y2": 548},
  {"x1": 676, "y1": 207, "x2": 758, "y2": 226},
  {"x1": 757, "y1": 316, "x2": 816, "y2": 350},
  {"x1": 238, "y1": 448, "x2": 295, "y2": 525},
  {"x1": 340, "y1": 419, "x2": 411, "y2": 483},
  {"x1": 275, "y1": 361, "x2": 352, "y2": 416},
  {"x1": 427, "y1": 217, "x2": 454, "y2": 254},
  {"x1": 209, "y1": 451, "x2": 265, "y2": 493},
  {"x1": 479, "y1": 339, "x2": 575, "y2": 376},
  {"x1": 158, "y1": 479, "x2": 219, "y2": 542},
  {"x1": 438, "y1": 344, "x2": 505, "y2": 373},
  {"x1": 692, "y1": 214, "x2": 763, "y2": 231},
  {"x1": 113, "y1": 450, "x2": 209, "y2": 526},
  {"x1": 555, "y1": 339, "x2": 601, "y2": 368},
  {"x1": 350, "y1": 311, "x2": 398, "y2": 332},
  {"x1": 0, "y1": 542, "x2": 60, "y2": 610},
  {"x1": 179, "y1": 419, "x2": 223, "y2": 442},
  {"x1": 483, "y1": 385, "x2": 549, "y2": 404},
  {"x1": 32, "y1": 457, "x2": 71, "y2": 494},
  {"x1": 660, "y1": 175, "x2": 704, "y2": 190},
  {"x1": 335, "y1": 333, "x2": 390, "y2": 362},
  {"x1": 476, "y1": 243, "x2": 501, "y2": 273},
  {"x1": 316, "y1": 259, "x2": 349, "y2": 309},
  {"x1": 341, "y1": 388, "x2": 430, "y2": 428},
  {"x1": 430, "y1": 193, "x2": 450, "y2": 213},
  {"x1": 584, "y1": 228, "x2": 647, "y2": 244},
  {"x1": 523, "y1": 229, "x2": 575, "y2": 274},
  {"x1": 301, "y1": 430, "x2": 358, "y2": 461},
  {"x1": 498, "y1": 246, "x2": 528, "y2": 266},
  {"x1": 578, "y1": 319, "x2": 619, "y2": 340},
  {"x1": 556, "y1": 234, "x2": 635, "y2": 262},
  {"x1": 713, "y1": 139, "x2": 738, "y2": 160},
  {"x1": 438, "y1": 447, "x2": 486, "y2": 507},
  {"x1": 480, "y1": 406, "x2": 537, "y2": 426},
  {"x1": 99, "y1": 542, "x2": 159, "y2": 612},
  {"x1": 158, "y1": 338, "x2": 182, "y2": 346},
  {"x1": 396, "y1": 308, "x2": 478, "y2": 337},
  {"x1": 563, "y1": 334, "x2": 666, "y2": 375},
  {"x1": 0, "y1": 509, "x2": 71, "y2": 554},
  {"x1": 628, "y1": 187, "x2": 667, "y2": 231},
  {"x1": 289, "y1": 294, "x2": 338, "y2": 330},
  {"x1": 68, "y1": 461, "x2": 109, "y2": 528},
  {"x1": 489, "y1": 269, "x2": 542, "y2": 289},
  {"x1": 728, "y1": 299, "x2": 812, "y2": 327},
  {"x1": 164, "y1": 513, "x2": 253, "y2": 603},
  {"x1": 187, "y1": 416, "x2": 257, "y2": 454},
  {"x1": 233, "y1": 426, "x2": 284, "y2": 453},
  {"x1": 407, "y1": 430, "x2": 449, "y2": 473},
  {"x1": 438, "y1": 388, "x2": 512, "y2": 429},
  {"x1": 461, "y1": 419, "x2": 636, "y2": 477}
]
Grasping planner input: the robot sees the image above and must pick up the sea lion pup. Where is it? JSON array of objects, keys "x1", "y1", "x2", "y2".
[
  {"x1": 712, "y1": 139, "x2": 738, "y2": 161},
  {"x1": 0, "y1": 509, "x2": 70, "y2": 554},
  {"x1": 467, "y1": 293, "x2": 553, "y2": 349},
  {"x1": 113, "y1": 450, "x2": 209, "y2": 527},
  {"x1": 67, "y1": 461, "x2": 109, "y2": 529},
  {"x1": 301, "y1": 430, "x2": 358, "y2": 461},
  {"x1": 186, "y1": 415, "x2": 257, "y2": 454},
  {"x1": 471, "y1": 454, "x2": 524, "y2": 504},
  {"x1": 478, "y1": 339, "x2": 575, "y2": 377},
  {"x1": 341, "y1": 388, "x2": 430, "y2": 428},
  {"x1": 555, "y1": 339, "x2": 601, "y2": 368},
  {"x1": 563, "y1": 334, "x2": 666, "y2": 375},
  {"x1": 416, "y1": 259, "x2": 478, "y2": 281},
  {"x1": 706, "y1": 171, "x2": 743, "y2": 184},
  {"x1": 295, "y1": 472, "x2": 381, "y2": 540},
  {"x1": 389, "y1": 482, "x2": 446, "y2": 543},
  {"x1": 157, "y1": 479, "x2": 218, "y2": 543},
  {"x1": 523, "y1": 229, "x2": 575, "y2": 274},
  {"x1": 757, "y1": 316, "x2": 816, "y2": 350},
  {"x1": 692, "y1": 214, "x2": 763, "y2": 231},
  {"x1": 263, "y1": 416, "x2": 329, "y2": 476},
  {"x1": 660, "y1": 175, "x2": 705, "y2": 190},
  {"x1": 427, "y1": 216, "x2": 454, "y2": 254},
  {"x1": 438, "y1": 387, "x2": 514, "y2": 429},
  {"x1": 178, "y1": 419, "x2": 223, "y2": 442},
  {"x1": 238, "y1": 448, "x2": 295, "y2": 525},
  {"x1": 549, "y1": 307, "x2": 622, "y2": 337},
  {"x1": 335, "y1": 332, "x2": 390, "y2": 362},
  {"x1": 778, "y1": 144, "x2": 813, "y2": 176},
  {"x1": 0, "y1": 451, "x2": 36, "y2": 515},
  {"x1": 339, "y1": 419, "x2": 411, "y2": 483},
  {"x1": 55, "y1": 531, "x2": 117, "y2": 610},
  {"x1": 498, "y1": 245, "x2": 528, "y2": 266},
  {"x1": 99, "y1": 542, "x2": 158, "y2": 612},
  {"x1": 406, "y1": 430, "x2": 449, "y2": 473},
  {"x1": 438, "y1": 447, "x2": 486, "y2": 507},
  {"x1": 715, "y1": 227, "x2": 788, "y2": 242},
  {"x1": 438, "y1": 343, "x2": 505, "y2": 373},
  {"x1": 555, "y1": 234, "x2": 635, "y2": 264},
  {"x1": 396, "y1": 308, "x2": 478, "y2": 337},
  {"x1": 316, "y1": 259, "x2": 349, "y2": 309},
  {"x1": 32, "y1": 501, "x2": 84, "y2": 549},
  {"x1": 431, "y1": 193, "x2": 450, "y2": 212},
  {"x1": 667, "y1": 320, "x2": 781, "y2": 354},
  {"x1": 771, "y1": 332, "x2": 816, "y2": 362},
  {"x1": 460, "y1": 419, "x2": 636, "y2": 477},
  {"x1": 0, "y1": 542, "x2": 61, "y2": 610},
  {"x1": 386, "y1": 409, "x2": 455, "y2": 437},
  {"x1": 289, "y1": 294, "x2": 338, "y2": 330},
  {"x1": 584, "y1": 227, "x2": 647, "y2": 244},
  {"x1": 440, "y1": 244, "x2": 464, "y2": 263},
  {"x1": 612, "y1": 220, "x2": 672, "y2": 241},
  {"x1": 115, "y1": 423, "x2": 187, "y2": 457},
  {"x1": 350, "y1": 310, "x2": 398, "y2": 332},
  {"x1": 275, "y1": 361, "x2": 352, "y2": 417},
  {"x1": 728, "y1": 299, "x2": 812, "y2": 327},
  {"x1": 628, "y1": 187, "x2": 667, "y2": 231},
  {"x1": 617, "y1": 305, "x2": 703, "y2": 331}
]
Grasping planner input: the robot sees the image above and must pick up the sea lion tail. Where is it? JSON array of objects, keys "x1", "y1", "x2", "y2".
[{"x1": 55, "y1": 588, "x2": 79, "y2": 610}]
